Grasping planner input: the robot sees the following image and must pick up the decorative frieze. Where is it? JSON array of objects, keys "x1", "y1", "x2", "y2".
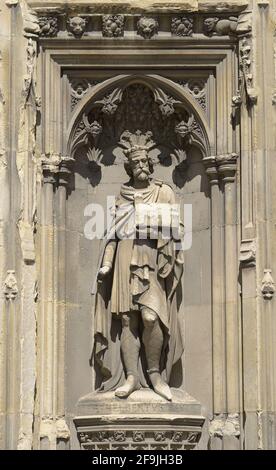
[
  {"x1": 34, "y1": 11, "x2": 253, "y2": 41},
  {"x1": 171, "y1": 16, "x2": 193, "y2": 37},
  {"x1": 3, "y1": 270, "x2": 18, "y2": 301},
  {"x1": 137, "y1": 17, "x2": 158, "y2": 39},
  {"x1": 77, "y1": 428, "x2": 201, "y2": 450},
  {"x1": 67, "y1": 17, "x2": 87, "y2": 38},
  {"x1": 102, "y1": 15, "x2": 125, "y2": 38},
  {"x1": 261, "y1": 269, "x2": 275, "y2": 300}
]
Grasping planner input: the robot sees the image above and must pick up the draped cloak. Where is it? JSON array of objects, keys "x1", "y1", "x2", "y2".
[{"x1": 91, "y1": 179, "x2": 184, "y2": 391}]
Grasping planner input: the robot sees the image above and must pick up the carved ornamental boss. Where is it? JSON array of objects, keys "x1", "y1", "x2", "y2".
[{"x1": 92, "y1": 132, "x2": 184, "y2": 401}]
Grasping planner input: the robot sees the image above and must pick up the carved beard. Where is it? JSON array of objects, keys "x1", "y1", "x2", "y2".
[{"x1": 134, "y1": 168, "x2": 150, "y2": 181}]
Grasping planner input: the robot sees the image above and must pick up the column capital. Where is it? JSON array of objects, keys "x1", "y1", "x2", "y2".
[
  {"x1": 41, "y1": 153, "x2": 61, "y2": 184},
  {"x1": 217, "y1": 153, "x2": 239, "y2": 182},
  {"x1": 41, "y1": 153, "x2": 75, "y2": 186},
  {"x1": 59, "y1": 156, "x2": 75, "y2": 187},
  {"x1": 203, "y1": 156, "x2": 219, "y2": 185}
]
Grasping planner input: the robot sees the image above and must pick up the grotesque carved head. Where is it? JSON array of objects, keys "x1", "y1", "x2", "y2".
[
  {"x1": 137, "y1": 17, "x2": 158, "y2": 39},
  {"x1": 67, "y1": 17, "x2": 87, "y2": 38},
  {"x1": 203, "y1": 17, "x2": 219, "y2": 34}
]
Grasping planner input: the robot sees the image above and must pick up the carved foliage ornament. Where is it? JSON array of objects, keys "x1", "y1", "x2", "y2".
[
  {"x1": 239, "y1": 37, "x2": 257, "y2": 104},
  {"x1": 176, "y1": 79, "x2": 207, "y2": 112},
  {"x1": 154, "y1": 88, "x2": 181, "y2": 117},
  {"x1": 70, "y1": 79, "x2": 101, "y2": 111},
  {"x1": 102, "y1": 15, "x2": 124, "y2": 37},
  {"x1": 78, "y1": 429, "x2": 201, "y2": 450},
  {"x1": 69, "y1": 83, "x2": 208, "y2": 185},
  {"x1": 95, "y1": 88, "x2": 123, "y2": 116},
  {"x1": 38, "y1": 16, "x2": 58, "y2": 37},
  {"x1": 171, "y1": 16, "x2": 193, "y2": 36},
  {"x1": 67, "y1": 17, "x2": 87, "y2": 38},
  {"x1": 137, "y1": 17, "x2": 158, "y2": 39}
]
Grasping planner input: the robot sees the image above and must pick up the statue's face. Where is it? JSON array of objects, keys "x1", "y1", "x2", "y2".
[
  {"x1": 204, "y1": 18, "x2": 216, "y2": 32},
  {"x1": 130, "y1": 151, "x2": 150, "y2": 182}
]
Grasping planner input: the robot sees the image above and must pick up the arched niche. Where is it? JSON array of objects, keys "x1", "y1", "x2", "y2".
[{"x1": 62, "y1": 74, "x2": 213, "y2": 426}]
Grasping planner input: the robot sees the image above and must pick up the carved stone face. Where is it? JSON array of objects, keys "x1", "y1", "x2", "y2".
[
  {"x1": 129, "y1": 150, "x2": 150, "y2": 182},
  {"x1": 137, "y1": 17, "x2": 158, "y2": 39},
  {"x1": 204, "y1": 18, "x2": 218, "y2": 33},
  {"x1": 68, "y1": 17, "x2": 86, "y2": 37}
]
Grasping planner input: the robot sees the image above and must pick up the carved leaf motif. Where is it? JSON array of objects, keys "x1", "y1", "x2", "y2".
[
  {"x1": 175, "y1": 114, "x2": 194, "y2": 138},
  {"x1": 87, "y1": 147, "x2": 103, "y2": 165},
  {"x1": 102, "y1": 15, "x2": 124, "y2": 37},
  {"x1": 154, "y1": 88, "x2": 180, "y2": 117},
  {"x1": 171, "y1": 16, "x2": 193, "y2": 36},
  {"x1": 38, "y1": 16, "x2": 58, "y2": 37},
  {"x1": 95, "y1": 88, "x2": 123, "y2": 115}
]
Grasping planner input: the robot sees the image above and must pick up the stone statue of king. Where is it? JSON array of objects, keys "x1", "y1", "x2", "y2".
[{"x1": 92, "y1": 131, "x2": 184, "y2": 401}]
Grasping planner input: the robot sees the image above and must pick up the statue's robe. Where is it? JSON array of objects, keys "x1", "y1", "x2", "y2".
[{"x1": 92, "y1": 179, "x2": 184, "y2": 391}]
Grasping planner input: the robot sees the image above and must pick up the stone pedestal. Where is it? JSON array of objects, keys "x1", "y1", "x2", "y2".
[{"x1": 74, "y1": 389, "x2": 205, "y2": 450}]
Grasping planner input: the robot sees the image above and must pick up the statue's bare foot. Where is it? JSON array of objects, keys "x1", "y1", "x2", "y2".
[
  {"x1": 115, "y1": 375, "x2": 140, "y2": 399},
  {"x1": 149, "y1": 372, "x2": 172, "y2": 401}
]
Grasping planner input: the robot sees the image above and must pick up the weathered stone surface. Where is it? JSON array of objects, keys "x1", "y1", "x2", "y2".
[
  {"x1": 1, "y1": 0, "x2": 276, "y2": 452},
  {"x1": 75, "y1": 389, "x2": 204, "y2": 450}
]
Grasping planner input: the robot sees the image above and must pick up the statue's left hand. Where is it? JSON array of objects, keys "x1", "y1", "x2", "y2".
[{"x1": 98, "y1": 265, "x2": 111, "y2": 280}]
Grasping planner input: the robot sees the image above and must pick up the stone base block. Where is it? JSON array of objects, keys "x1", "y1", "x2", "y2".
[{"x1": 74, "y1": 388, "x2": 205, "y2": 450}]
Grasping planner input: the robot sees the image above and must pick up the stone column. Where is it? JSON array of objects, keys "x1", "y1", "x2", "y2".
[
  {"x1": 56, "y1": 156, "x2": 74, "y2": 449},
  {"x1": 217, "y1": 153, "x2": 241, "y2": 449},
  {"x1": 39, "y1": 154, "x2": 60, "y2": 450},
  {"x1": 203, "y1": 156, "x2": 226, "y2": 449},
  {"x1": 38, "y1": 154, "x2": 73, "y2": 449}
]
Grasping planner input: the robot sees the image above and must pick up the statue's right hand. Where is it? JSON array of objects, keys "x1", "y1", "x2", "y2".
[{"x1": 97, "y1": 265, "x2": 111, "y2": 280}]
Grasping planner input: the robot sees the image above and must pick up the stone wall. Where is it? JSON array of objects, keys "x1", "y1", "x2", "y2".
[{"x1": 0, "y1": 0, "x2": 275, "y2": 450}]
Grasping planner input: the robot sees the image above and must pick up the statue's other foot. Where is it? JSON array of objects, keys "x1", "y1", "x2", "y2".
[
  {"x1": 115, "y1": 375, "x2": 140, "y2": 399},
  {"x1": 149, "y1": 372, "x2": 172, "y2": 401}
]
